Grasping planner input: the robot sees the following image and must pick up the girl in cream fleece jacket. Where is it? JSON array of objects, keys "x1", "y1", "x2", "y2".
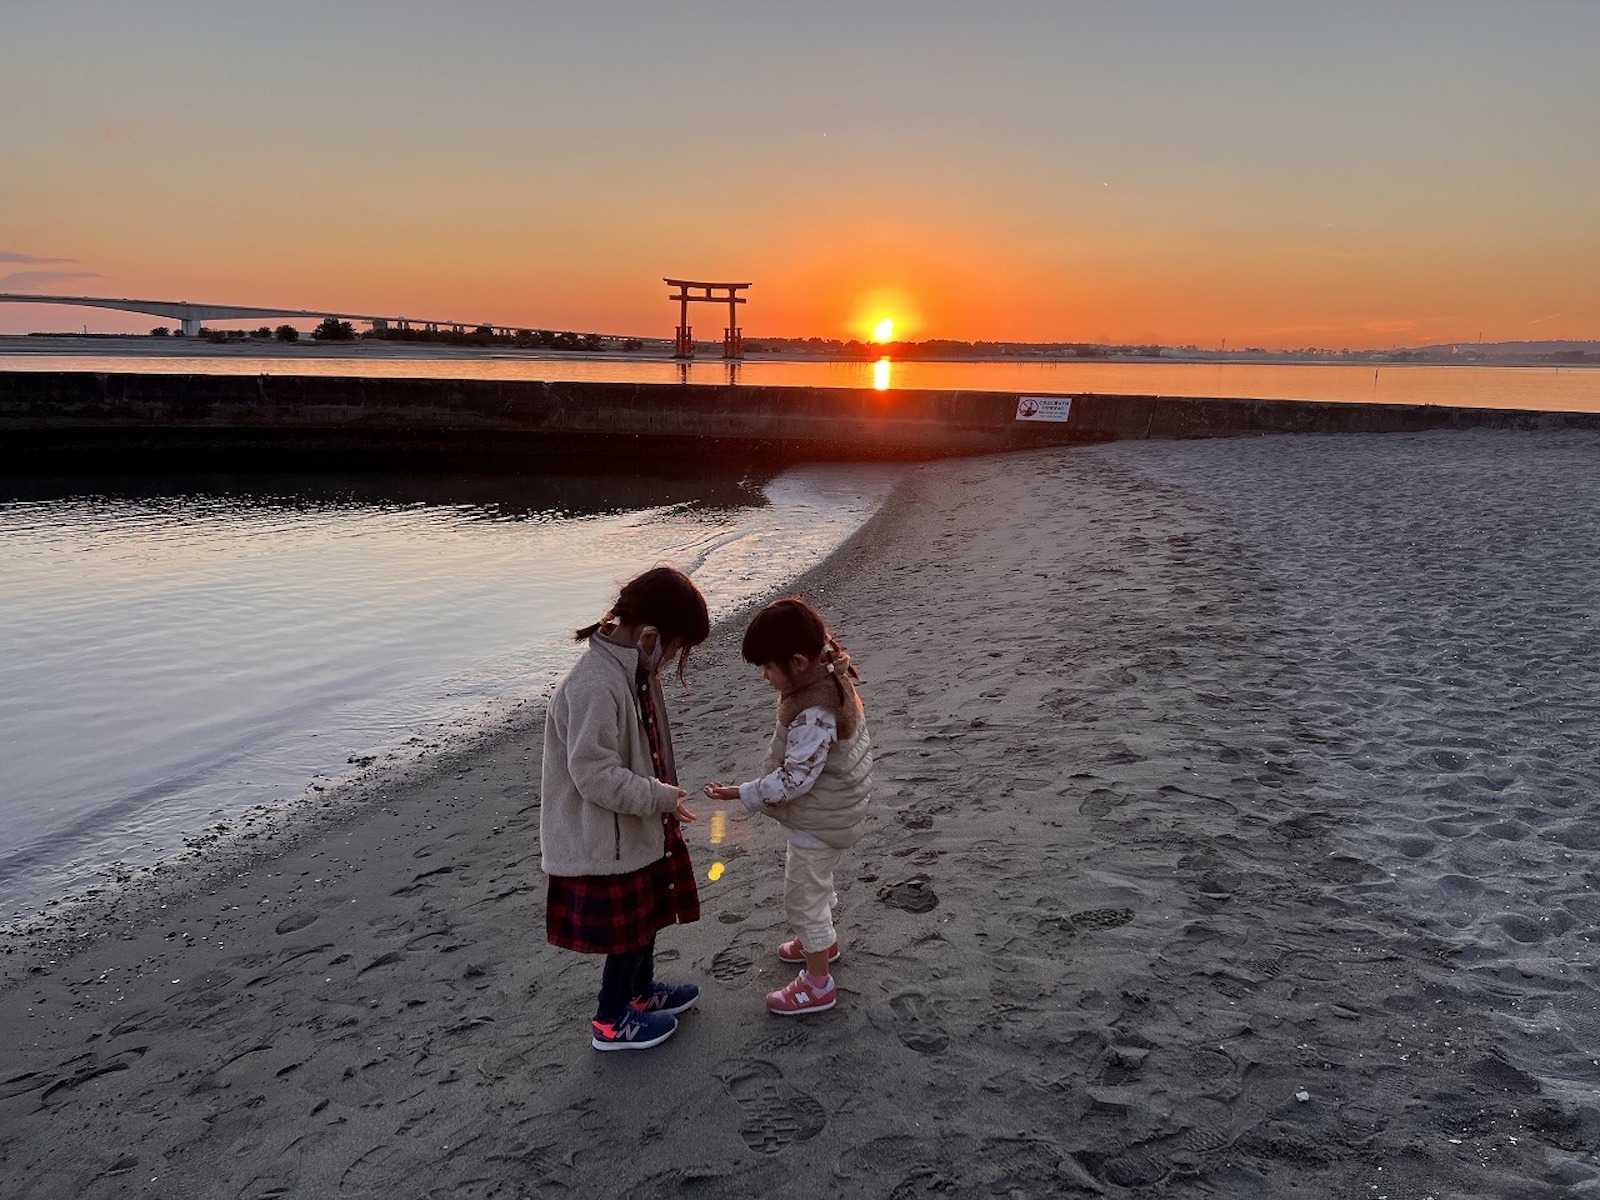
[{"x1": 541, "y1": 566, "x2": 710, "y2": 1052}]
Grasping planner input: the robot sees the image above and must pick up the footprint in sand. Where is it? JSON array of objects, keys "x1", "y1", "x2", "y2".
[
  {"x1": 391, "y1": 865, "x2": 455, "y2": 897},
  {"x1": 716, "y1": 1059, "x2": 826, "y2": 1154},
  {"x1": 888, "y1": 990, "x2": 949, "y2": 1054},
  {"x1": 744, "y1": 1025, "x2": 810, "y2": 1056},
  {"x1": 1164, "y1": 1101, "x2": 1241, "y2": 1173},
  {"x1": 710, "y1": 944, "x2": 755, "y2": 982},
  {"x1": 1037, "y1": 907, "x2": 1134, "y2": 941},
  {"x1": 1102, "y1": 1144, "x2": 1172, "y2": 1188},
  {"x1": 273, "y1": 911, "x2": 318, "y2": 935},
  {"x1": 966, "y1": 840, "x2": 1015, "y2": 873},
  {"x1": 235, "y1": 1175, "x2": 293, "y2": 1198},
  {"x1": 0, "y1": 1070, "x2": 48, "y2": 1101},
  {"x1": 39, "y1": 1047, "x2": 149, "y2": 1107},
  {"x1": 1078, "y1": 789, "x2": 1122, "y2": 818},
  {"x1": 878, "y1": 875, "x2": 938, "y2": 913}
]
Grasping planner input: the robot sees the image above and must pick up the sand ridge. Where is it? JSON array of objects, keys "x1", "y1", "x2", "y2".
[{"x1": 1, "y1": 434, "x2": 1596, "y2": 1197}]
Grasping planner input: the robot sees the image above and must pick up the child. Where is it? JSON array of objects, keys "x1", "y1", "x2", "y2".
[
  {"x1": 541, "y1": 565, "x2": 711, "y2": 1051},
  {"x1": 704, "y1": 597, "x2": 872, "y2": 1015}
]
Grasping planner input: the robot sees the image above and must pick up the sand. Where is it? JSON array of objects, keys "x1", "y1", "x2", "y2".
[{"x1": 3, "y1": 430, "x2": 1598, "y2": 1198}]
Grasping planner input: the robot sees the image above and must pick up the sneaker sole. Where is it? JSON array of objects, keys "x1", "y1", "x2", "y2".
[
  {"x1": 591, "y1": 1025, "x2": 678, "y2": 1051},
  {"x1": 768, "y1": 996, "x2": 837, "y2": 1016}
]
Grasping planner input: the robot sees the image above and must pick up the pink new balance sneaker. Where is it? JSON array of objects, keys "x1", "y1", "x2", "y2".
[
  {"x1": 776, "y1": 938, "x2": 840, "y2": 965},
  {"x1": 766, "y1": 971, "x2": 837, "y2": 1015}
]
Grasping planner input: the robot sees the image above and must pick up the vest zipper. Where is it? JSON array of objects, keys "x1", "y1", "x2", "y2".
[{"x1": 614, "y1": 813, "x2": 621, "y2": 861}]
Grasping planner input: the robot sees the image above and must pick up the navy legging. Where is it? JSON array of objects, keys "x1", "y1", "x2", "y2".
[{"x1": 595, "y1": 935, "x2": 655, "y2": 1023}]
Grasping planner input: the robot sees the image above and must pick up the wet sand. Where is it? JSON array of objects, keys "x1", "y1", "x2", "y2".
[{"x1": 3, "y1": 430, "x2": 1598, "y2": 1198}]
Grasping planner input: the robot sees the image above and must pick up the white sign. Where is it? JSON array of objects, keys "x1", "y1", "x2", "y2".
[{"x1": 1015, "y1": 395, "x2": 1073, "y2": 423}]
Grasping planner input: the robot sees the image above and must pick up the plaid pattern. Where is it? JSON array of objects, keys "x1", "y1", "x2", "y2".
[
  {"x1": 546, "y1": 818, "x2": 700, "y2": 952},
  {"x1": 545, "y1": 664, "x2": 701, "y2": 954}
]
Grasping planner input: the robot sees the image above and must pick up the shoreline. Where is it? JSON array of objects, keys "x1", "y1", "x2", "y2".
[
  {"x1": 0, "y1": 689, "x2": 547, "y2": 967},
  {"x1": 3, "y1": 333, "x2": 1598, "y2": 371},
  {"x1": 2, "y1": 432, "x2": 1597, "y2": 1197},
  {"x1": 0, "y1": 460, "x2": 902, "y2": 931},
  {"x1": 0, "y1": 454, "x2": 913, "y2": 965}
]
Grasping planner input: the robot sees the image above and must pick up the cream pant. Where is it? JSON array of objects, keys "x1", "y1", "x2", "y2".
[{"x1": 784, "y1": 842, "x2": 846, "y2": 953}]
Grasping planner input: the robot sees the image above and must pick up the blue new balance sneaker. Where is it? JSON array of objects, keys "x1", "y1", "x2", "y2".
[
  {"x1": 631, "y1": 980, "x2": 700, "y2": 1017},
  {"x1": 591, "y1": 1007, "x2": 677, "y2": 1052}
]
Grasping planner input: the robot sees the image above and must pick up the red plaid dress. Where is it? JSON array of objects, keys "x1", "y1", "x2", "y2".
[{"x1": 545, "y1": 664, "x2": 701, "y2": 954}]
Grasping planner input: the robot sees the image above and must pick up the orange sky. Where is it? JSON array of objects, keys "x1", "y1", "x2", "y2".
[{"x1": 3, "y1": 4, "x2": 1597, "y2": 349}]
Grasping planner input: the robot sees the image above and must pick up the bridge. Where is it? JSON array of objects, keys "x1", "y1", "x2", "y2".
[{"x1": 0, "y1": 292, "x2": 616, "y2": 341}]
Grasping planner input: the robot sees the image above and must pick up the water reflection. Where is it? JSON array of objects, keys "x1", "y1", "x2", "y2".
[
  {"x1": 0, "y1": 463, "x2": 775, "y2": 522},
  {"x1": 673, "y1": 360, "x2": 744, "y2": 387},
  {"x1": 5, "y1": 353, "x2": 1594, "y2": 411},
  {"x1": 0, "y1": 460, "x2": 901, "y2": 919},
  {"x1": 873, "y1": 357, "x2": 892, "y2": 391}
]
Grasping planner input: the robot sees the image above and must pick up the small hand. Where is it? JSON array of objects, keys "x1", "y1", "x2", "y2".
[{"x1": 702, "y1": 782, "x2": 739, "y2": 802}]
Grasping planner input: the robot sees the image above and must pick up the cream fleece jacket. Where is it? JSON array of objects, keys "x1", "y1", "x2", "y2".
[{"x1": 539, "y1": 636, "x2": 683, "y2": 877}]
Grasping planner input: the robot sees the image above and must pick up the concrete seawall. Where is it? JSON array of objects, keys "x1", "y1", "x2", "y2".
[{"x1": 2, "y1": 370, "x2": 1595, "y2": 467}]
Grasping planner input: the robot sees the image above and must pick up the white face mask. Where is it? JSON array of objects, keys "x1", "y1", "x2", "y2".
[{"x1": 636, "y1": 626, "x2": 666, "y2": 673}]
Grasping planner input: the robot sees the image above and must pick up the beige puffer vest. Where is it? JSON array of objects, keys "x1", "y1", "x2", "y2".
[{"x1": 759, "y1": 711, "x2": 873, "y2": 849}]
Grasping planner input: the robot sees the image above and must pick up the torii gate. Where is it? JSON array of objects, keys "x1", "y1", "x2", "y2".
[{"x1": 664, "y1": 278, "x2": 750, "y2": 360}]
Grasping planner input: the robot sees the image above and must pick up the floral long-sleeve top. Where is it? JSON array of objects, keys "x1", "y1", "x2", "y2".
[{"x1": 736, "y1": 707, "x2": 837, "y2": 849}]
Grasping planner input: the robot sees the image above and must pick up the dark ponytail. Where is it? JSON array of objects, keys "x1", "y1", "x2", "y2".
[
  {"x1": 742, "y1": 597, "x2": 863, "y2": 737},
  {"x1": 576, "y1": 565, "x2": 711, "y2": 685}
]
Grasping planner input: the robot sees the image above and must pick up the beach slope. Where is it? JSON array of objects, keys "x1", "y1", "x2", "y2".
[{"x1": 2, "y1": 432, "x2": 1597, "y2": 1198}]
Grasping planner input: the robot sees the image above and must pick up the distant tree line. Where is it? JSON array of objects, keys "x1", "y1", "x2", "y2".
[
  {"x1": 164, "y1": 324, "x2": 302, "y2": 343},
  {"x1": 365, "y1": 325, "x2": 627, "y2": 352},
  {"x1": 748, "y1": 336, "x2": 1169, "y2": 360},
  {"x1": 146, "y1": 321, "x2": 648, "y2": 352}
]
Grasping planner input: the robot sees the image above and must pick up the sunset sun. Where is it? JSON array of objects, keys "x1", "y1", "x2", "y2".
[{"x1": 873, "y1": 318, "x2": 895, "y2": 343}]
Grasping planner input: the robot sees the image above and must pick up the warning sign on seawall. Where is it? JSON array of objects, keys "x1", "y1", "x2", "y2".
[{"x1": 1014, "y1": 395, "x2": 1073, "y2": 422}]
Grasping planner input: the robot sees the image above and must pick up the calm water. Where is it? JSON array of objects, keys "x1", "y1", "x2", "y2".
[
  {"x1": 0, "y1": 462, "x2": 902, "y2": 921},
  {"x1": 2, "y1": 351, "x2": 1598, "y2": 411}
]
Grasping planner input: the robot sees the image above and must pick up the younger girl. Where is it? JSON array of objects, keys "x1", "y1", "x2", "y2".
[
  {"x1": 541, "y1": 565, "x2": 711, "y2": 1051},
  {"x1": 704, "y1": 597, "x2": 873, "y2": 1015}
]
